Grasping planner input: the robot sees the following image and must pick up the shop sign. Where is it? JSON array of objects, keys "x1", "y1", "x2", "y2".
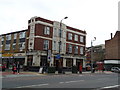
[{"x1": 2, "y1": 53, "x2": 14, "y2": 57}]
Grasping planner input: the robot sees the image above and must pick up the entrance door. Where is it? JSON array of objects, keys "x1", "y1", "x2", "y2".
[{"x1": 40, "y1": 56, "x2": 47, "y2": 66}]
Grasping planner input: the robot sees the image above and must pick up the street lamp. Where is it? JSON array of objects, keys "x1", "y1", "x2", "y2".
[
  {"x1": 91, "y1": 37, "x2": 96, "y2": 73},
  {"x1": 59, "y1": 16, "x2": 68, "y2": 54},
  {"x1": 58, "y1": 16, "x2": 68, "y2": 73}
]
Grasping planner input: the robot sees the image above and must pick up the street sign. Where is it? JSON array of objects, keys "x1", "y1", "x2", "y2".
[{"x1": 56, "y1": 54, "x2": 61, "y2": 59}]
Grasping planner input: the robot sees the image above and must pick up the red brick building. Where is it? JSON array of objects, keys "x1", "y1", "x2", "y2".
[
  {"x1": 24, "y1": 16, "x2": 86, "y2": 71},
  {"x1": 105, "y1": 31, "x2": 120, "y2": 70}
]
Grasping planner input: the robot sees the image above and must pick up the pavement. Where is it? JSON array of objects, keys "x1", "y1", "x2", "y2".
[{"x1": 0, "y1": 69, "x2": 113, "y2": 78}]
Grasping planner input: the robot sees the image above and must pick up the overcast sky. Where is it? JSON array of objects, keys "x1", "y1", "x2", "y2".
[{"x1": 0, "y1": 0, "x2": 119, "y2": 47}]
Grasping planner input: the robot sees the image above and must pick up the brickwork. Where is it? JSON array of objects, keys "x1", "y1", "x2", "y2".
[{"x1": 105, "y1": 31, "x2": 120, "y2": 59}]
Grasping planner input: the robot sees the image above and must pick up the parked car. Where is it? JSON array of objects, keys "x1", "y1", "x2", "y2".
[{"x1": 111, "y1": 67, "x2": 120, "y2": 73}]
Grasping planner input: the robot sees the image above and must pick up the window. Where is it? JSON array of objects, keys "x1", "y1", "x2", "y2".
[
  {"x1": 5, "y1": 44, "x2": 10, "y2": 50},
  {"x1": 44, "y1": 26, "x2": 50, "y2": 35},
  {"x1": 14, "y1": 33, "x2": 17, "y2": 39},
  {"x1": 68, "y1": 44, "x2": 72, "y2": 53},
  {"x1": 59, "y1": 29, "x2": 63, "y2": 38},
  {"x1": 12, "y1": 43, "x2": 16, "y2": 50},
  {"x1": 66, "y1": 59, "x2": 73, "y2": 68},
  {"x1": 6, "y1": 34, "x2": 11, "y2": 40},
  {"x1": 43, "y1": 40, "x2": 49, "y2": 50},
  {"x1": 80, "y1": 47, "x2": 84, "y2": 54},
  {"x1": 54, "y1": 28, "x2": 57, "y2": 37},
  {"x1": 19, "y1": 42, "x2": 25, "y2": 50},
  {"x1": 68, "y1": 33, "x2": 72, "y2": 40},
  {"x1": 53, "y1": 41, "x2": 56, "y2": 51},
  {"x1": 63, "y1": 31, "x2": 66, "y2": 38},
  {"x1": 19, "y1": 32, "x2": 26, "y2": 38},
  {"x1": 74, "y1": 46, "x2": 78, "y2": 54},
  {"x1": 1, "y1": 36, "x2": 4, "y2": 41},
  {"x1": 80, "y1": 36, "x2": 84, "y2": 43},
  {"x1": 74, "y1": 34, "x2": 78, "y2": 41}
]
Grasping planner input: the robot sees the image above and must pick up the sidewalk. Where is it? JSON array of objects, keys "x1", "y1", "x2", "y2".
[{"x1": 0, "y1": 69, "x2": 113, "y2": 78}]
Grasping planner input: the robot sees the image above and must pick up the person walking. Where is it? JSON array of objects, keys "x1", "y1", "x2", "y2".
[
  {"x1": 12, "y1": 63, "x2": 17, "y2": 74},
  {"x1": 79, "y1": 64, "x2": 82, "y2": 74},
  {"x1": 16, "y1": 62, "x2": 20, "y2": 74}
]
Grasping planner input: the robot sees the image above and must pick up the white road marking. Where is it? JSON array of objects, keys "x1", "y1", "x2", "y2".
[
  {"x1": 59, "y1": 80, "x2": 84, "y2": 84},
  {"x1": 99, "y1": 85, "x2": 120, "y2": 89},
  {"x1": 16, "y1": 83, "x2": 49, "y2": 88}
]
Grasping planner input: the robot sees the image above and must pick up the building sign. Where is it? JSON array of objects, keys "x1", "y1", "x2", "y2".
[{"x1": 2, "y1": 53, "x2": 14, "y2": 57}]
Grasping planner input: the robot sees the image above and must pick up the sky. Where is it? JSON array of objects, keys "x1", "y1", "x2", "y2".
[{"x1": 0, "y1": 0, "x2": 119, "y2": 47}]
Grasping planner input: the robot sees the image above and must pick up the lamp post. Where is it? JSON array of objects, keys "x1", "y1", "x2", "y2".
[
  {"x1": 58, "y1": 16, "x2": 68, "y2": 73},
  {"x1": 59, "y1": 17, "x2": 68, "y2": 54},
  {"x1": 91, "y1": 37, "x2": 96, "y2": 73}
]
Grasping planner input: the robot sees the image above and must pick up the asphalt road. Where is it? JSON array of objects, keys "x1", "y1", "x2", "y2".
[{"x1": 2, "y1": 72, "x2": 120, "y2": 90}]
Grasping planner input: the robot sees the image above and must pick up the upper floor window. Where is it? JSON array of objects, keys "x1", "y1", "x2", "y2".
[
  {"x1": 74, "y1": 34, "x2": 78, "y2": 41},
  {"x1": 80, "y1": 36, "x2": 84, "y2": 43},
  {"x1": 59, "y1": 29, "x2": 63, "y2": 37},
  {"x1": 14, "y1": 33, "x2": 17, "y2": 39},
  {"x1": 19, "y1": 32, "x2": 26, "y2": 38},
  {"x1": 54, "y1": 28, "x2": 57, "y2": 37},
  {"x1": 5, "y1": 44, "x2": 10, "y2": 50},
  {"x1": 80, "y1": 47, "x2": 84, "y2": 54},
  {"x1": 53, "y1": 41, "x2": 56, "y2": 51},
  {"x1": 43, "y1": 40, "x2": 49, "y2": 50},
  {"x1": 19, "y1": 42, "x2": 25, "y2": 51},
  {"x1": 68, "y1": 44, "x2": 72, "y2": 53},
  {"x1": 1, "y1": 36, "x2": 4, "y2": 41},
  {"x1": 44, "y1": 26, "x2": 50, "y2": 35},
  {"x1": 74, "y1": 46, "x2": 78, "y2": 54},
  {"x1": 6, "y1": 34, "x2": 11, "y2": 40},
  {"x1": 68, "y1": 33, "x2": 72, "y2": 40},
  {"x1": 12, "y1": 43, "x2": 16, "y2": 50}
]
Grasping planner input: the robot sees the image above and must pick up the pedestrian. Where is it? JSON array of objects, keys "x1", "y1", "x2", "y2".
[
  {"x1": 16, "y1": 62, "x2": 20, "y2": 74},
  {"x1": 12, "y1": 63, "x2": 17, "y2": 74},
  {"x1": 79, "y1": 64, "x2": 82, "y2": 74},
  {"x1": 102, "y1": 67, "x2": 105, "y2": 72}
]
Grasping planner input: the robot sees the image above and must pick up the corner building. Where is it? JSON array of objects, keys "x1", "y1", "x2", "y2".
[
  {"x1": 1, "y1": 30, "x2": 27, "y2": 68},
  {"x1": 25, "y1": 16, "x2": 86, "y2": 71}
]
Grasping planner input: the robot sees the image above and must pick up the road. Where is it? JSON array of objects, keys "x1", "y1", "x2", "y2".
[{"x1": 2, "y1": 72, "x2": 120, "y2": 90}]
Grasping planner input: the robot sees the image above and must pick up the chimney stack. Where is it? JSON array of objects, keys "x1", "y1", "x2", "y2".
[{"x1": 111, "y1": 33, "x2": 113, "y2": 39}]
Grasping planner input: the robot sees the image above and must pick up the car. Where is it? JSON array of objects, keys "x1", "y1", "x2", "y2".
[{"x1": 111, "y1": 67, "x2": 120, "y2": 73}]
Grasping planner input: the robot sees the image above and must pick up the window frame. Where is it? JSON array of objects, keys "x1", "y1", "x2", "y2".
[
  {"x1": 74, "y1": 34, "x2": 78, "y2": 41},
  {"x1": 44, "y1": 26, "x2": 50, "y2": 35},
  {"x1": 43, "y1": 40, "x2": 49, "y2": 50},
  {"x1": 68, "y1": 33, "x2": 72, "y2": 40}
]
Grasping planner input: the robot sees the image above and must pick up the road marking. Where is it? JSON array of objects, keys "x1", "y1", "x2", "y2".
[
  {"x1": 16, "y1": 83, "x2": 49, "y2": 88},
  {"x1": 59, "y1": 80, "x2": 84, "y2": 84},
  {"x1": 99, "y1": 85, "x2": 120, "y2": 90}
]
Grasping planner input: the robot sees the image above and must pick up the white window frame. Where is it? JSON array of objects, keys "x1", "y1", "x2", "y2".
[
  {"x1": 19, "y1": 42, "x2": 25, "y2": 50},
  {"x1": 12, "y1": 43, "x2": 16, "y2": 50},
  {"x1": 80, "y1": 47, "x2": 84, "y2": 54},
  {"x1": 54, "y1": 28, "x2": 57, "y2": 37},
  {"x1": 19, "y1": 32, "x2": 26, "y2": 38},
  {"x1": 68, "y1": 33, "x2": 72, "y2": 40},
  {"x1": 1, "y1": 36, "x2": 4, "y2": 41},
  {"x1": 80, "y1": 36, "x2": 84, "y2": 43},
  {"x1": 74, "y1": 46, "x2": 78, "y2": 54},
  {"x1": 6, "y1": 35, "x2": 11, "y2": 40},
  {"x1": 43, "y1": 40, "x2": 49, "y2": 50},
  {"x1": 68, "y1": 44, "x2": 72, "y2": 53},
  {"x1": 14, "y1": 33, "x2": 17, "y2": 39},
  {"x1": 44, "y1": 26, "x2": 50, "y2": 35},
  {"x1": 74, "y1": 34, "x2": 78, "y2": 41},
  {"x1": 53, "y1": 41, "x2": 56, "y2": 51},
  {"x1": 5, "y1": 44, "x2": 10, "y2": 50}
]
